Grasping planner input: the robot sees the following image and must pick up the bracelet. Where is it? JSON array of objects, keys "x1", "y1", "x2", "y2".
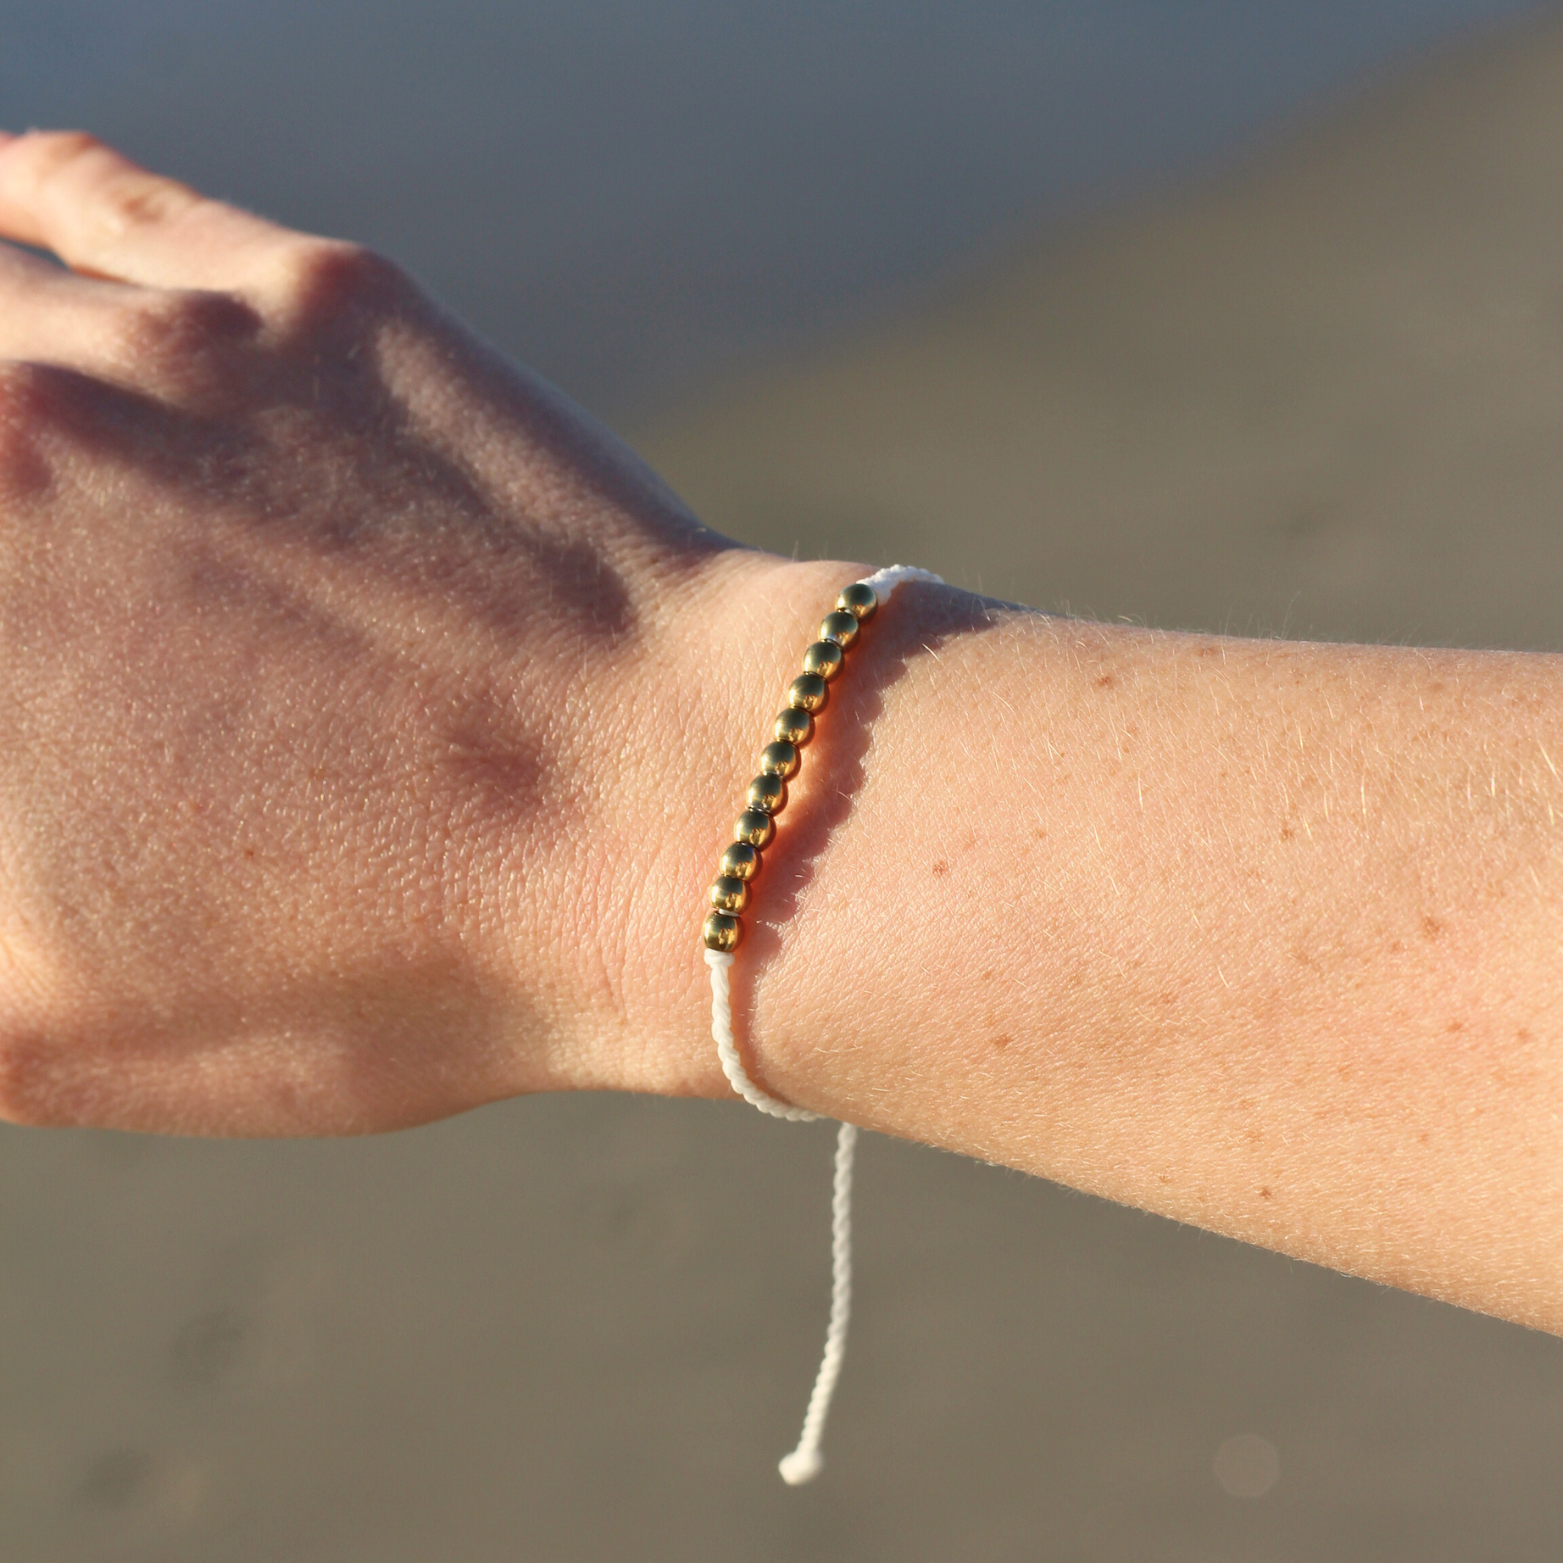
[{"x1": 700, "y1": 563, "x2": 942, "y2": 1484}]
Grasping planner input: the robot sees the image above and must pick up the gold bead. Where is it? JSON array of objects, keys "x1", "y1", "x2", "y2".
[
  {"x1": 734, "y1": 808, "x2": 776, "y2": 849},
  {"x1": 836, "y1": 582, "x2": 878, "y2": 622},
  {"x1": 819, "y1": 610, "x2": 861, "y2": 649},
  {"x1": 703, "y1": 911, "x2": 742, "y2": 952},
  {"x1": 788, "y1": 673, "x2": 829, "y2": 713},
  {"x1": 759, "y1": 740, "x2": 800, "y2": 778},
  {"x1": 710, "y1": 875, "x2": 750, "y2": 914},
  {"x1": 774, "y1": 707, "x2": 814, "y2": 747},
  {"x1": 747, "y1": 772, "x2": 787, "y2": 815},
  {"x1": 719, "y1": 841, "x2": 760, "y2": 881},
  {"x1": 802, "y1": 640, "x2": 844, "y2": 682}
]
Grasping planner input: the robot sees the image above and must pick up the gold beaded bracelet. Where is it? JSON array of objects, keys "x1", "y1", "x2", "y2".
[
  {"x1": 700, "y1": 577, "x2": 879, "y2": 957},
  {"x1": 697, "y1": 564, "x2": 942, "y2": 1486}
]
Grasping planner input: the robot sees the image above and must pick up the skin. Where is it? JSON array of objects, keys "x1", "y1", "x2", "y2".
[{"x1": 0, "y1": 132, "x2": 1559, "y2": 1333}]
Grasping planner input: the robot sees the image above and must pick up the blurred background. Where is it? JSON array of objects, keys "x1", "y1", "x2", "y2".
[{"x1": 3, "y1": 2, "x2": 1563, "y2": 1557}]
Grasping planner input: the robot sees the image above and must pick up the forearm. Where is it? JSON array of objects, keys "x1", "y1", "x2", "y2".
[{"x1": 653, "y1": 570, "x2": 1563, "y2": 1333}]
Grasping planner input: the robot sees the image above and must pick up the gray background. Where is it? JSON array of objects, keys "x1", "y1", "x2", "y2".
[{"x1": 3, "y1": 3, "x2": 1563, "y2": 1559}]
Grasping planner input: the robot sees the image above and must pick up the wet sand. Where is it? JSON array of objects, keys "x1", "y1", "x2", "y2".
[{"x1": 4, "y1": 11, "x2": 1563, "y2": 1562}]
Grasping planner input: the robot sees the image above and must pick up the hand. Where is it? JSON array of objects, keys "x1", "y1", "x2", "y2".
[{"x1": 0, "y1": 131, "x2": 854, "y2": 1134}]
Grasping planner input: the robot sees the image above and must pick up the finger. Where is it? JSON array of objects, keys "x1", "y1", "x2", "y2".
[
  {"x1": 0, "y1": 240, "x2": 144, "y2": 362},
  {"x1": 0, "y1": 131, "x2": 304, "y2": 290}
]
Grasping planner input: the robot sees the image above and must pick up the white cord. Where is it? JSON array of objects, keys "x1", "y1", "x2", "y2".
[
  {"x1": 857, "y1": 564, "x2": 944, "y2": 596},
  {"x1": 706, "y1": 564, "x2": 942, "y2": 1485},
  {"x1": 777, "y1": 1120, "x2": 857, "y2": 1485},
  {"x1": 705, "y1": 948, "x2": 819, "y2": 1123}
]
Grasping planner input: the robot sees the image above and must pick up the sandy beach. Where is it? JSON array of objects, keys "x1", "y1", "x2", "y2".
[{"x1": 635, "y1": 15, "x2": 1563, "y2": 654}]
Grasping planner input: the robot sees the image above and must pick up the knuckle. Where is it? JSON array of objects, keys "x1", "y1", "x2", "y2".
[
  {"x1": 266, "y1": 239, "x2": 410, "y2": 334},
  {"x1": 95, "y1": 172, "x2": 201, "y2": 234},
  {"x1": 108, "y1": 289, "x2": 261, "y2": 372},
  {"x1": 13, "y1": 130, "x2": 199, "y2": 234}
]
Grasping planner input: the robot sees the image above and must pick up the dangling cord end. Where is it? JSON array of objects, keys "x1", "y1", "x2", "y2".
[
  {"x1": 778, "y1": 1120, "x2": 858, "y2": 1485},
  {"x1": 703, "y1": 948, "x2": 857, "y2": 1482}
]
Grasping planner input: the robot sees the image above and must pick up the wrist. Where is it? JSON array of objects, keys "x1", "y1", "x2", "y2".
[
  {"x1": 476, "y1": 546, "x2": 882, "y2": 1102},
  {"x1": 608, "y1": 553, "x2": 990, "y2": 1117},
  {"x1": 623, "y1": 549, "x2": 884, "y2": 1096}
]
